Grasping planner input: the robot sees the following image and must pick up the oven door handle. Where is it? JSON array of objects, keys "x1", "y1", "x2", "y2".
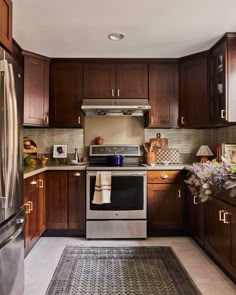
[{"x1": 87, "y1": 171, "x2": 146, "y2": 176}]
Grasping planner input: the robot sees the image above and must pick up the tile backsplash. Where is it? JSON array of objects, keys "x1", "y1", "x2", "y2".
[
  {"x1": 23, "y1": 128, "x2": 84, "y2": 157},
  {"x1": 23, "y1": 120, "x2": 236, "y2": 164}
]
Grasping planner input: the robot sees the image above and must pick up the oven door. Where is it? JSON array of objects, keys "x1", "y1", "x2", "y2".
[{"x1": 86, "y1": 171, "x2": 147, "y2": 220}]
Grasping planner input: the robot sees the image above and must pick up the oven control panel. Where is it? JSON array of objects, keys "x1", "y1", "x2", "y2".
[{"x1": 90, "y1": 145, "x2": 141, "y2": 156}]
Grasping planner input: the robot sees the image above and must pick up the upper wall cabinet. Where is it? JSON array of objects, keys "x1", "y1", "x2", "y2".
[
  {"x1": 50, "y1": 62, "x2": 83, "y2": 128},
  {"x1": 179, "y1": 52, "x2": 210, "y2": 128},
  {"x1": 83, "y1": 63, "x2": 148, "y2": 99},
  {"x1": 146, "y1": 62, "x2": 178, "y2": 128},
  {"x1": 209, "y1": 33, "x2": 236, "y2": 125},
  {"x1": 23, "y1": 51, "x2": 50, "y2": 127},
  {"x1": 0, "y1": 0, "x2": 12, "y2": 52}
]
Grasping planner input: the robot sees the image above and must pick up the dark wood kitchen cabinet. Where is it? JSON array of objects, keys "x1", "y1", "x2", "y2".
[
  {"x1": 38, "y1": 173, "x2": 46, "y2": 235},
  {"x1": 23, "y1": 51, "x2": 50, "y2": 126},
  {"x1": 50, "y1": 62, "x2": 84, "y2": 128},
  {"x1": 46, "y1": 171, "x2": 85, "y2": 231},
  {"x1": 186, "y1": 190, "x2": 204, "y2": 246},
  {"x1": 205, "y1": 196, "x2": 236, "y2": 279},
  {"x1": 0, "y1": 0, "x2": 12, "y2": 52},
  {"x1": 24, "y1": 175, "x2": 41, "y2": 256},
  {"x1": 146, "y1": 62, "x2": 178, "y2": 128},
  {"x1": 83, "y1": 63, "x2": 148, "y2": 99},
  {"x1": 209, "y1": 33, "x2": 236, "y2": 124},
  {"x1": 179, "y1": 51, "x2": 210, "y2": 128},
  {"x1": 147, "y1": 171, "x2": 185, "y2": 236}
]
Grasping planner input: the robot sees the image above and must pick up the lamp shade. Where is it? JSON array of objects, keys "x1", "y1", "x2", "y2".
[{"x1": 196, "y1": 145, "x2": 213, "y2": 156}]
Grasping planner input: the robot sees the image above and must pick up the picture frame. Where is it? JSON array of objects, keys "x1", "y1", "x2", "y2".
[
  {"x1": 221, "y1": 143, "x2": 236, "y2": 164},
  {"x1": 53, "y1": 144, "x2": 68, "y2": 158}
]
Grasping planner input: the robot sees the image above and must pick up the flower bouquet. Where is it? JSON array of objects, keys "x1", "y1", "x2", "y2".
[{"x1": 185, "y1": 158, "x2": 236, "y2": 202}]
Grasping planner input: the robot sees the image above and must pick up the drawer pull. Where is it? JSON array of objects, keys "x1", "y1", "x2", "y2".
[
  {"x1": 160, "y1": 174, "x2": 168, "y2": 179},
  {"x1": 73, "y1": 172, "x2": 81, "y2": 177},
  {"x1": 29, "y1": 201, "x2": 33, "y2": 212},
  {"x1": 30, "y1": 180, "x2": 37, "y2": 185}
]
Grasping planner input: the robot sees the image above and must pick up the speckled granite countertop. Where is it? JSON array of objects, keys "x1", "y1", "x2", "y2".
[{"x1": 24, "y1": 163, "x2": 192, "y2": 179}]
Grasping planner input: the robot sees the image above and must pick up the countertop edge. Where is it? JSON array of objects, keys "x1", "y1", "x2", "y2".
[{"x1": 24, "y1": 164, "x2": 192, "y2": 179}]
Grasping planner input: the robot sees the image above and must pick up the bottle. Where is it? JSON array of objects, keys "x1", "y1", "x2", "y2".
[{"x1": 72, "y1": 148, "x2": 79, "y2": 163}]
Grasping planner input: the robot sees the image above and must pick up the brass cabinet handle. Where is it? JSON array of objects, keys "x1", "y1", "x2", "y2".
[
  {"x1": 37, "y1": 179, "x2": 44, "y2": 188},
  {"x1": 180, "y1": 116, "x2": 184, "y2": 125},
  {"x1": 30, "y1": 180, "x2": 37, "y2": 185},
  {"x1": 73, "y1": 172, "x2": 81, "y2": 177},
  {"x1": 193, "y1": 195, "x2": 198, "y2": 205},
  {"x1": 177, "y1": 189, "x2": 181, "y2": 198},
  {"x1": 160, "y1": 174, "x2": 168, "y2": 179},
  {"x1": 44, "y1": 115, "x2": 49, "y2": 125},
  {"x1": 24, "y1": 202, "x2": 31, "y2": 214},
  {"x1": 78, "y1": 116, "x2": 81, "y2": 124},
  {"x1": 220, "y1": 109, "x2": 225, "y2": 119},
  {"x1": 223, "y1": 212, "x2": 230, "y2": 224},
  {"x1": 117, "y1": 89, "x2": 120, "y2": 97},
  {"x1": 111, "y1": 89, "x2": 115, "y2": 97},
  {"x1": 150, "y1": 116, "x2": 153, "y2": 125},
  {"x1": 28, "y1": 201, "x2": 33, "y2": 212},
  {"x1": 219, "y1": 210, "x2": 225, "y2": 222}
]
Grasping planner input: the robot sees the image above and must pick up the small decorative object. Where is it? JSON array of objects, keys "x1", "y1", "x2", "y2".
[
  {"x1": 96, "y1": 136, "x2": 104, "y2": 145},
  {"x1": 71, "y1": 148, "x2": 79, "y2": 164},
  {"x1": 53, "y1": 145, "x2": 67, "y2": 158},
  {"x1": 39, "y1": 156, "x2": 48, "y2": 166},
  {"x1": 221, "y1": 144, "x2": 236, "y2": 164},
  {"x1": 196, "y1": 145, "x2": 213, "y2": 163},
  {"x1": 156, "y1": 148, "x2": 180, "y2": 164}
]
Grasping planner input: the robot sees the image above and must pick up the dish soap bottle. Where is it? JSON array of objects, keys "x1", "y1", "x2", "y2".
[{"x1": 72, "y1": 148, "x2": 79, "y2": 163}]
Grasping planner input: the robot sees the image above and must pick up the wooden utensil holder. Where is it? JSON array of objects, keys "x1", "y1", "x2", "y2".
[{"x1": 145, "y1": 151, "x2": 156, "y2": 164}]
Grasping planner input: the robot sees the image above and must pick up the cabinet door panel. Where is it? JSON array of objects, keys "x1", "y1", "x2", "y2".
[
  {"x1": 51, "y1": 63, "x2": 83, "y2": 127},
  {"x1": 179, "y1": 54, "x2": 209, "y2": 127},
  {"x1": 24, "y1": 56, "x2": 49, "y2": 126},
  {"x1": 29, "y1": 189, "x2": 40, "y2": 248},
  {"x1": 116, "y1": 64, "x2": 148, "y2": 98},
  {"x1": 68, "y1": 171, "x2": 85, "y2": 229},
  {"x1": 0, "y1": 0, "x2": 12, "y2": 52},
  {"x1": 148, "y1": 63, "x2": 178, "y2": 127},
  {"x1": 205, "y1": 198, "x2": 227, "y2": 258},
  {"x1": 148, "y1": 183, "x2": 184, "y2": 235},
  {"x1": 46, "y1": 172, "x2": 68, "y2": 229},
  {"x1": 83, "y1": 63, "x2": 115, "y2": 98},
  {"x1": 24, "y1": 194, "x2": 31, "y2": 257}
]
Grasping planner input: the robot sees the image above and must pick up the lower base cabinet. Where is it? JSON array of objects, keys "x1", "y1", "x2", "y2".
[
  {"x1": 147, "y1": 171, "x2": 185, "y2": 236},
  {"x1": 46, "y1": 171, "x2": 85, "y2": 231},
  {"x1": 24, "y1": 173, "x2": 45, "y2": 256},
  {"x1": 205, "y1": 196, "x2": 236, "y2": 279},
  {"x1": 186, "y1": 190, "x2": 204, "y2": 246}
]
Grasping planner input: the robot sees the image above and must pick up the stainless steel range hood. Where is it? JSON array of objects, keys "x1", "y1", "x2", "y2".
[{"x1": 81, "y1": 99, "x2": 151, "y2": 116}]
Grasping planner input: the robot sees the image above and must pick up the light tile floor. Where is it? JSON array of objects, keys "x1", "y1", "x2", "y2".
[{"x1": 23, "y1": 237, "x2": 236, "y2": 295}]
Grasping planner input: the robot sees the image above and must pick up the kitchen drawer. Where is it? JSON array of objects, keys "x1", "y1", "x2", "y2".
[
  {"x1": 147, "y1": 171, "x2": 183, "y2": 184},
  {"x1": 24, "y1": 175, "x2": 39, "y2": 196}
]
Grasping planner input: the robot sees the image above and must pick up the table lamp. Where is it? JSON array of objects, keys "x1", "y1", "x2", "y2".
[{"x1": 196, "y1": 145, "x2": 213, "y2": 163}]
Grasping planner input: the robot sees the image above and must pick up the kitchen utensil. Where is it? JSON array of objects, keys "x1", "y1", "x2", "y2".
[
  {"x1": 149, "y1": 140, "x2": 160, "y2": 152},
  {"x1": 143, "y1": 142, "x2": 149, "y2": 152},
  {"x1": 110, "y1": 154, "x2": 124, "y2": 166},
  {"x1": 150, "y1": 133, "x2": 168, "y2": 149}
]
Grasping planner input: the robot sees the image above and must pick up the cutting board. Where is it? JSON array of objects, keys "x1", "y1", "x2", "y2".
[{"x1": 150, "y1": 133, "x2": 168, "y2": 149}]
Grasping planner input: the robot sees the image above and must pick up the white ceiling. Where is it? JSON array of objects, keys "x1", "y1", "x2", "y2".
[{"x1": 12, "y1": 0, "x2": 236, "y2": 58}]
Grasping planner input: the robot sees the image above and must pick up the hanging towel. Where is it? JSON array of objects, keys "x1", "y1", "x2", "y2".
[{"x1": 92, "y1": 172, "x2": 112, "y2": 204}]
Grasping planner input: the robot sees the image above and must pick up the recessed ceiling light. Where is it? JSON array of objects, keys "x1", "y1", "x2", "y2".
[{"x1": 108, "y1": 33, "x2": 125, "y2": 41}]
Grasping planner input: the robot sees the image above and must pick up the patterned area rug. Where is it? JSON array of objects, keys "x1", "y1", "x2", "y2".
[{"x1": 46, "y1": 246, "x2": 201, "y2": 295}]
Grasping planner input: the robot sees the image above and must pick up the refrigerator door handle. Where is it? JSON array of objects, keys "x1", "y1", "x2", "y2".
[
  {"x1": 0, "y1": 60, "x2": 16, "y2": 209},
  {"x1": 0, "y1": 70, "x2": 5, "y2": 202},
  {"x1": 0, "y1": 217, "x2": 26, "y2": 250},
  {"x1": 8, "y1": 63, "x2": 18, "y2": 207}
]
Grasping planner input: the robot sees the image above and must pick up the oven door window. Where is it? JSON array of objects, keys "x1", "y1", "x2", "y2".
[{"x1": 90, "y1": 176, "x2": 144, "y2": 210}]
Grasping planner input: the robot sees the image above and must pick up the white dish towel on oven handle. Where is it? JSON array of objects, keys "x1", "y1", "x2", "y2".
[{"x1": 92, "y1": 172, "x2": 112, "y2": 204}]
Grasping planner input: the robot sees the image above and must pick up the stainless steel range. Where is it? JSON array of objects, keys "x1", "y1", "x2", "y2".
[{"x1": 86, "y1": 145, "x2": 147, "y2": 239}]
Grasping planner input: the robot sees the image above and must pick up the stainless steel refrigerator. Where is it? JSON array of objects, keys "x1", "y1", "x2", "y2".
[{"x1": 0, "y1": 46, "x2": 24, "y2": 295}]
